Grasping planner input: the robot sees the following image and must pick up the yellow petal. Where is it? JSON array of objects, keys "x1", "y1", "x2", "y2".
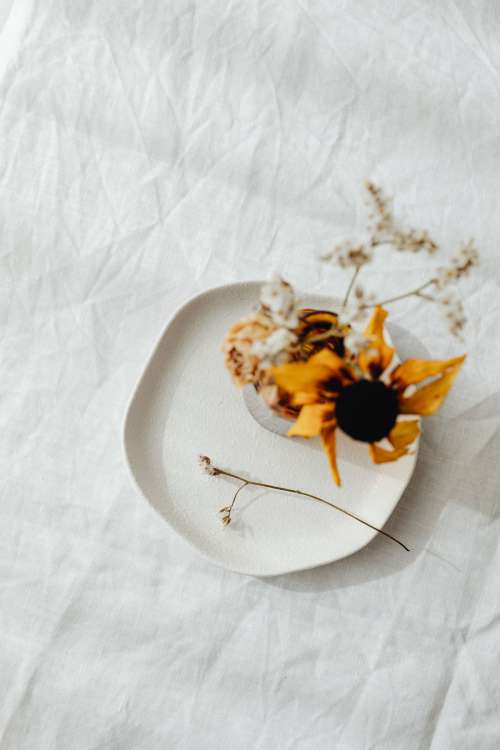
[
  {"x1": 308, "y1": 348, "x2": 354, "y2": 385},
  {"x1": 271, "y1": 361, "x2": 333, "y2": 395},
  {"x1": 369, "y1": 443, "x2": 410, "y2": 464},
  {"x1": 391, "y1": 355, "x2": 466, "y2": 389},
  {"x1": 288, "y1": 404, "x2": 334, "y2": 438},
  {"x1": 308, "y1": 347, "x2": 347, "y2": 371},
  {"x1": 399, "y1": 356, "x2": 465, "y2": 416},
  {"x1": 321, "y1": 424, "x2": 341, "y2": 486},
  {"x1": 388, "y1": 419, "x2": 420, "y2": 450},
  {"x1": 272, "y1": 347, "x2": 351, "y2": 395},
  {"x1": 291, "y1": 391, "x2": 321, "y2": 406},
  {"x1": 358, "y1": 306, "x2": 395, "y2": 376}
]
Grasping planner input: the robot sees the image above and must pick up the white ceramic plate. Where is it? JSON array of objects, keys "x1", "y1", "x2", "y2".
[{"x1": 123, "y1": 282, "x2": 419, "y2": 576}]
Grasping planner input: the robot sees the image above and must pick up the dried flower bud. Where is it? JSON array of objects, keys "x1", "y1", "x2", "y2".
[
  {"x1": 322, "y1": 241, "x2": 373, "y2": 270},
  {"x1": 437, "y1": 289, "x2": 467, "y2": 338},
  {"x1": 366, "y1": 182, "x2": 438, "y2": 255},
  {"x1": 199, "y1": 455, "x2": 219, "y2": 476},
  {"x1": 435, "y1": 241, "x2": 479, "y2": 290}
]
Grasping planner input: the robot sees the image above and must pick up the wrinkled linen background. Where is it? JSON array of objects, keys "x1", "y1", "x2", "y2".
[{"x1": 1, "y1": 1, "x2": 499, "y2": 748}]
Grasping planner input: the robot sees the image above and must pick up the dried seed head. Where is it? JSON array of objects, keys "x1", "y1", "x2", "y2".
[{"x1": 199, "y1": 455, "x2": 220, "y2": 476}]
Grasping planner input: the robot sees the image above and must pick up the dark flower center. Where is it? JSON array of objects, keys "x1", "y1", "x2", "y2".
[{"x1": 336, "y1": 379, "x2": 399, "y2": 443}]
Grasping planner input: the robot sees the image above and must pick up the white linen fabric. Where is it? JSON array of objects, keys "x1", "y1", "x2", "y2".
[{"x1": 0, "y1": 1, "x2": 499, "y2": 748}]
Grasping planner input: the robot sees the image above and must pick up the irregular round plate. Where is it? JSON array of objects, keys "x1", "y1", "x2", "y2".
[{"x1": 123, "y1": 282, "x2": 419, "y2": 577}]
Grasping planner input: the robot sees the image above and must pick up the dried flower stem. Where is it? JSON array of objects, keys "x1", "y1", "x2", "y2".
[
  {"x1": 229, "y1": 481, "x2": 248, "y2": 514},
  {"x1": 342, "y1": 266, "x2": 361, "y2": 308},
  {"x1": 416, "y1": 291, "x2": 437, "y2": 303},
  {"x1": 362, "y1": 278, "x2": 436, "y2": 309},
  {"x1": 207, "y1": 462, "x2": 409, "y2": 551}
]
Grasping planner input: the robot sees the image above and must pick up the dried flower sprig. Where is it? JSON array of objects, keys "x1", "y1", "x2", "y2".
[
  {"x1": 199, "y1": 455, "x2": 410, "y2": 551},
  {"x1": 365, "y1": 181, "x2": 439, "y2": 255},
  {"x1": 360, "y1": 241, "x2": 479, "y2": 340},
  {"x1": 321, "y1": 182, "x2": 479, "y2": 336}
]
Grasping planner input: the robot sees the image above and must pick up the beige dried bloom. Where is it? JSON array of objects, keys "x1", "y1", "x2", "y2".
[
  {"x1": 223, "y1": 276, "x2": 301, "y2": 385},
  {"x1": 199, "y1": 455, "x2": 220, "y2": 476},
  {"x1": 390, "y1": 228, "x2": 438, "y2": 254},
  {"x1": 435, "y1": 241, "x2": 479, "y2": 289},
  {"x1": 223, "y1": 312, "x2": 275, "y2": 386},
  {"x1": 322, "y1": 241, "x2": 373, "y2": 269},
  {"x1": 436, "y1": 289, "x2": 467, "y2": 338},
  {"x1": 366, "y1": 181, "x2": 438, "y2": 255},
  {"x1": 365, "y1": 180, "x2": 393, "y2": 235}
]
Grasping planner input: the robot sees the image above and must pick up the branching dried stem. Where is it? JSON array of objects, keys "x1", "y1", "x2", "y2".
[
  {"x1": 362, "y1": 278, "x2": 437, "y2": 309},
  {"x1": 333, "y1": 183, "x2": 477, "y2": 336},
  {"x1": 199, "y1": 456, "x2": 409, "y2": 552}
]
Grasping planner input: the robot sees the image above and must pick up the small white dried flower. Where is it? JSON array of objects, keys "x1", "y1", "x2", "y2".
[
  {"x1": 260, "y1": 275, "x2": 299, "y2": 328},
  {"x1": 251, "y1": 327, "x2": 297, "y2": 366}
]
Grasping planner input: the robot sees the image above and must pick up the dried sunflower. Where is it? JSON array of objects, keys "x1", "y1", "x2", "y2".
[{"x1": 271, "y1": 306, "x2": 465, "y2": 485}]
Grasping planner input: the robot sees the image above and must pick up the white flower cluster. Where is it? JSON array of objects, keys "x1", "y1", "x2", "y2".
[
  {"x1": 251, "y1": 275, "x2": 300, "y2": 366},
  {"x1": 251, "y1": 327, "x2": 297, "y2": 366},
  {"x1": 259, "y1": 274, "x2": 299, "y2": 328},
  {"x1": 435, "y1": 241, "x2": 479, "y2": 289}
]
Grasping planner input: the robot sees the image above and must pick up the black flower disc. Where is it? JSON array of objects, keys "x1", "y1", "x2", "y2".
[{"x1": 336, "y1": 379, "x2": 399, "y2": 443}]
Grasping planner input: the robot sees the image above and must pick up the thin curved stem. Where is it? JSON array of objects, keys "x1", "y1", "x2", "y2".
[
  {"x1": 362, "y1": 278, "x2": 436, "y2": 309},
  {"x1": 214, "y1": 467, "x2": 409, "y2": 552},
  {"x1": 228, "y1": 481, "x2": 248, "y2": 517}
]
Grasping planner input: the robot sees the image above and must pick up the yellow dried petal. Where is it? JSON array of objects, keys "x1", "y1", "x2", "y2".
[
  {"x1": 308, "y1": 347, "x2": 348, "y2": 371},
  {"x1": 391, "y1": 355, "x2": 466, "y2": 389},
  {"x1": 399, "y1": 356, "x2": 465, "y2": 416},
  {"x1": 321, "y1": 425, "x2": 341, "y2": 486},
  {"x1": 291, "y1": 391, "x2": 322, "y2": 406},
  {"x1": 288, "y1": 404, "x2": 334, "y2": 438},
  {"x1": 272, "y1": 347, "x2": 350, "y2": 395},
  {"x1": 388, "y1": 419, "x2": 420, "y2": 450},
  {"x1": 359, "y1": 306, "x2": 395, "y2": 375},
  {"x1": 271, "y1": 361, "x2": 333, "y2": 394}
]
